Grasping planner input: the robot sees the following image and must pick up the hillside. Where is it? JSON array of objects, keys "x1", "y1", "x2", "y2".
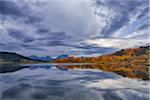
[
  {"x1": 51, "y1": 46, "x2": 149, "y2": 64},
  {"x1": 51, "y1": 46, "x2": 149, "y2": 80},
  {"x1": 0, "y1": 52, "x2": 43, "y2": 63}
]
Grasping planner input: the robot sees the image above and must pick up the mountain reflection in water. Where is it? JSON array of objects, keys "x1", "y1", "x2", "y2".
[{"x1": 0, "y1": 63, "x2": 149, "y2": 100}]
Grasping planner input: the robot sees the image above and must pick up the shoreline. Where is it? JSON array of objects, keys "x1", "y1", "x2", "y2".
[{"x1": 0, "y1": 62, "x2": 149, "y2": 80}]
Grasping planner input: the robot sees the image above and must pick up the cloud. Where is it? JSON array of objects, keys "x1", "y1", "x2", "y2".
[
  {"x1": 85, "y1": 37, "x2": 149, "y2": 49},
  {"x1": 0, "y1": 42, "x2": 21, "y2": 51},
  {"x1": 78, "y1": 47, "x2": 116, "y2": 56},
  {"x1": 0, "y1": 1, "x2": 24, "y2": 17},
  {"x1": 0, "y1": 0, "x2": 149, "y2": 57},
  {"x1": 137, "y1": 23, "x2": 149, "y2": 31},
  {"x1": 93, "y1": 0, "x2": 149, "y2": 37},
  {"x1": 20, "y1": 44, "x2": 46, "y2": 51},
  {"x1": 83, "y1": 0, "x2": 149, "y2": 51},
  {"x1": 8, "y1": 28, "x2": 35, "y2": 42},
  {"x1": 36, "y1": 0, "x2": 101, "y2": 39},
  {"x1": 37, "y1": 31, "x2": 72, "y2": 41},
  {"x1": 0, "y1": 66, "x2": 148, "y2": 100},
  {"x1": 137, "y1": 7, "x2": 149, "y2": 19}
]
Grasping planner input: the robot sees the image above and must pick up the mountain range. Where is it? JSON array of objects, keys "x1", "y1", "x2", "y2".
[
  {"x1": 56, "y1": 54, "x2": 69, "y2": 59},
  {"x1": 29, "y1": 54, "x2": 69, "y2": 61},
  {"x1": 29, "y1": 55, "x2": 53, "y2": 61},
  {"x1": 0, "y1": 52, "x2": 70, "y2": 63}
]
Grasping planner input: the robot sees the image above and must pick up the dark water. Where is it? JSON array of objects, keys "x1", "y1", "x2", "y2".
[{"x1": 0, "y1": 63, "x2": 149, "y2": 100}]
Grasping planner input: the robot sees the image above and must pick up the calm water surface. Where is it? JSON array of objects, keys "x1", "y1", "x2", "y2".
[{"x1": 0, "y1": 63, "x2": 149, "y2": 100}]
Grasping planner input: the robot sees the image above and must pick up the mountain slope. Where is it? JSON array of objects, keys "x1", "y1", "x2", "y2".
[
  {"x1": 51, "y1": 46, "x2": 149, "y2": 63},
  {"x1": 0, "y1": 52, "x2": 31, "y2": 62}
]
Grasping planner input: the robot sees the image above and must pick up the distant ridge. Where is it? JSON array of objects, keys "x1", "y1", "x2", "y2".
[
  {"x1": 30, "y1": 55, "x2": 53, "y2": 61},
  {"x1": 56, "y1": 54, "x2": 69, "y2": 59}
]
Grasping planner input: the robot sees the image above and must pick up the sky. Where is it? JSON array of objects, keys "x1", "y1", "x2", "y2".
[{"x1": 0, "y1": 0, "x2": 149, "y2": 57}]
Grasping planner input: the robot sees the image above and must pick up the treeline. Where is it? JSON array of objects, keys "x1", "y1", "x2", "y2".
[{"x1": 51, "y1": 46, "x2": 149, "y2": 64}]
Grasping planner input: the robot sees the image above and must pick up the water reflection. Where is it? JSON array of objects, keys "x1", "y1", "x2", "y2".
[
  {"x1": 29, "y1": 65, "x2": 51, "y2": 70},
  {"x1": 0, "y1": 63, "x2": 29, "y2": 73},
  {"x1": 0, "y1": 63, "x2": 149, "y2": 100},
  {"x1": 55, "y1": 66, "x2": 68, "y2": 71},
  {"x1": 64, "y1": 64, "x2": 149, "y2": 80},
  {"x1": 29, "y1": 64, "x2": 68, "y2": 71}
]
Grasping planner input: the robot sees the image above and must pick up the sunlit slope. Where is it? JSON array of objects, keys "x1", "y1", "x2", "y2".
[{"x1": 51, "y1": 46, "x2": 149, "y2": 80}]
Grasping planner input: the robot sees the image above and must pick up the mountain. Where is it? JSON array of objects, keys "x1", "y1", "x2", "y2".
[
  {"x1": 0, "y1": 52, "x2": 32, "y2": 62},
  {"x1": 30, "y1": 55, "x2": 53, "y2": 61},
  {"x1": 56, "y1": 54, "x2": 69, "y2": 59}
]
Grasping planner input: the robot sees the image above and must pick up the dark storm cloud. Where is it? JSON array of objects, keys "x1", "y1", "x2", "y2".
[
  {"x1": 137, "y1": 23, "x2": 149, "y2": 31},
  {"x1": 0, "y1": 42, "x2": 21, "y2": 50},
  {"x1": 43, "y1": 39, "x2": 101, "y2": 50},
  {"x1": 36, "y1": 28, "x2": 50, "y2": 34},
  {"x1": 76, "y1": 44, "x2": 117, "y2": 55},
  {"x1": 96, "y1": 0, "x2": 147, "y2": 13},
  {"x1": 67, "y1": 46, "x2": 116, "y2": 56},
  {"x1": 0, "y1": 42, "x2": 46, "y2": 51},
  {"x1": 8, "y1": 28, "x2": 35, "y2": 43},
  {"x1": 100, "y1": 14, "x2": 129, "y2": 37},
  {"x1": 82, "y1": 47, "x2": 116, "y2": 55},
  {"x1": 0, "y1": 1, "x2": 24, "y2": 17},
  {"x1": 137, "y1": 7, "x2": 149, "y2": 19},
  {"x1": 45, "y1": 40, "x2": 67, "y2": 46},
  {"x1": 36, "y1": 30, "x2": 74, "y2": 47},
  {"x1": 20, "y1": 44, "x2": 46, "y2": 51},
  {"x1": 24, "y1": 47, "x2": 46, "y2": 51},
  {"x1": 37, "y1": 31, "x2": 72, "y2": 40},
  {"x1": 24, "y1": 16, "x2": 42, "y2": 25},
  {"x1": 0, "y1": 0, "x2": 42, "y2": 26},
  {"x1": 44, "y1": 39, "x2": 115, "y2": 54}
]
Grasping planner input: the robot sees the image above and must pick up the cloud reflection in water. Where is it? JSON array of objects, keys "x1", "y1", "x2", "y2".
[{"x1": 0, "y1": 64, "x2": 149, "y2": 100}]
